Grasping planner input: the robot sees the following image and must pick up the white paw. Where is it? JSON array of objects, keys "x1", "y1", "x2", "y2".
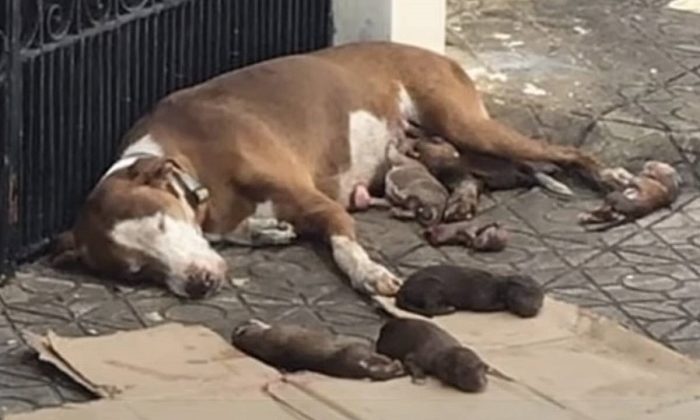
[
  {"x1": 331, "y1": 235, "x2": 402, "y2": 296},
  {"x1": 356, "y1": 260, "x2": 403, "y2": 296},
  {"x1": 250, "y1": 221, "x2": 297, "y2": 246}
]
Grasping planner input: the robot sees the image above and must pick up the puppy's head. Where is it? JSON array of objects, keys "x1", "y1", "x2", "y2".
[
  {"x1": 232, "y1": 319, "x2": 272, "y2": 338},
  {"x1": 406, "y1": 196, "x2": 444, "y2": 227},
  {"x1": 641, "y1": 161, "x2": 681, "y2": 194},
  {"x1": 504, "y1": 275, "x2": 544, "y2": 318},
  {"x1": 434, "y1": 347, "x2": 488, "y2": 393},
  {"x1": 472, "y1": 223, "x2": 508, "y2": 252},
  {"x1": 411, "y1": 136, "x2": 461, "y2": 173}
]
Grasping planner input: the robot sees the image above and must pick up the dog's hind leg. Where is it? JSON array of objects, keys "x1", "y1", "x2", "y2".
[{"x1": 408, "y1": 63, "x2": 603, "y2": 180}]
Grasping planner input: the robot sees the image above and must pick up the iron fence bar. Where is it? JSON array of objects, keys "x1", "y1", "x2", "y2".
[
  {"x1": 0, "y1": 0, "x2": 333, "y2": 273},
  {"x1": 1, "y1": 0, "x2": 23, "y2": 278}
]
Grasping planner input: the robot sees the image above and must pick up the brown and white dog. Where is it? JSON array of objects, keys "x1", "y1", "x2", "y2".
[{"x1": 51, "y1": 42, "x2": 601, "y2": 299}]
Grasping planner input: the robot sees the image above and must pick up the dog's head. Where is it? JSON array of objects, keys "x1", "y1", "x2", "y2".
[{"x1": 53, "y1": 156, "x2": 227, "y2": 299}]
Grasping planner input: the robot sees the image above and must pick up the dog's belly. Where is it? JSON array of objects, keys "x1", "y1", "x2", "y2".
[{"x1": 336, "y1": 109, "x2": 396, "y2": 208}]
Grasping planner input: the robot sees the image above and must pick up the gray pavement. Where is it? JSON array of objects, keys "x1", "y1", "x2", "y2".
[{"x1": 2, "y1": 0, "x2": 700, "y2": 416}]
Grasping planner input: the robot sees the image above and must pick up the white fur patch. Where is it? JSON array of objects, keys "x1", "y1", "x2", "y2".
[
  {"x1": 250, "y1": 319, "x2": 271, "y2": 329},
  {"x1": 337, "y1": 110, "x2": 393, "y2": 207},
  {"x1": 99, "y1": 135, "x2": 164, "y2": 182},
  {"x1": 330, "y1": 235, "x2": 397, "y2": 294},
  {"x1": 110, "y1": 212, "x2": 225, "y2": 296},
  {"x1": 99, "y1": 156, "x2": 141, "y2": 182},
  {"x1": 397, "y1": 84, "x2": 419, "y2": 124},
  {"x1": 253, "y1": 200, "x2": 276, "y2": 219},
  {"x1": 122, "y1": 134, "x2": 164, "y2": 158}
]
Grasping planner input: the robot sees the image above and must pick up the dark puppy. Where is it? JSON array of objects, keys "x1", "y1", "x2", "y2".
[
  {"x1": 231, "y1": 319, "x2": 405, "y2": 381},
  {"x1": 395, "y1": 265, "x2": 544, "y2": 318},
  {"x1": 376, "y1": 318, "x2": 488, "y2": 393},
  {"x1": 579, "y1": 161, "x2": 681, "y2": 230},
  {"x1": 424, "y1": 221, "x2": 509, "y2": 252},
  {"x1": 407, "y1": 132, "x2": 573, "y2": 199}
]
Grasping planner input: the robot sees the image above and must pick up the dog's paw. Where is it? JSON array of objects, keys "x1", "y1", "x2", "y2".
[
  {"x1": 331, "y1": 235, "x2": 402, "y2": 296},
  {"x1": 249, "y1": 220, "x2": 297, "y2": 246},
  {"x1": 358, "y1": 262, "x2": 403, "y2": 296}
]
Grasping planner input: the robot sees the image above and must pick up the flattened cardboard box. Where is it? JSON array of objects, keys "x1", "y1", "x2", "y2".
[{"x1": 10, "y1": 297, "x2": 700, "y2": 420}]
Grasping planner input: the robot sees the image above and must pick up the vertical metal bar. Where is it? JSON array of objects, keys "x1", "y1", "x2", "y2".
[
  {"x1": 0, "y1": 0, "x2": 337, "y2": 268},
  {"x1": 0, "y1": 0, "x2": 20, "y2": 274}
]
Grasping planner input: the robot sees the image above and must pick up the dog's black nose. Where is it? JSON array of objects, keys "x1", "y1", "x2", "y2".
[{"x1": 184, "y1": 271, "x2": 218, "y2": 299}]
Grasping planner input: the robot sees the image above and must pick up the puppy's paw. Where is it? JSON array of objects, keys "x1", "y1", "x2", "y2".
[
  {"x1": 600, "y1": 167, "x2": 634, "y2": 190},
  {"x1": 411, "y1": 376, "x2": 428, "y2": 386},
  {"x1": 577, "y1": 211, "x2": 600, "y2": 225},
  {"x1": 364, "y1": 357, "x2": 406, "y2": 381},
  {"x1": 444, "y1": 194, "x2": 477, "y2": 222}
]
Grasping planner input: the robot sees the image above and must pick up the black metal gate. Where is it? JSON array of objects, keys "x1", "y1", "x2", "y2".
[{"x1": 0, "y1": 0, "x2": 333, "y2": 277}]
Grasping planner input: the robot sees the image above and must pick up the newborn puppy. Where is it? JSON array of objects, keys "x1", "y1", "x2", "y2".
[
  {"x1": 424, "y1": 221, "x2": 509, "y2": 252},
  {"x1": 395, "y1": 265, "x2": 544, "y2": 318},
  {"x1": 579, "y1": 161, "x2": 681, "y2": 229},
  {"x1": 352, "y1": 143, "x2": 449, "y2": 226},
  {"x1": 408, "y1": 134, "x2": 573, "y2": 199},
  {"x1": 231, "y1": 320, "x2": 405, "y2": 381},
  {"x1": 376, "y1": 318, "x2": 488, "y2": 393}
]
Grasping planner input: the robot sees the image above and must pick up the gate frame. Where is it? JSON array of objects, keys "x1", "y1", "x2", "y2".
[{"x1": 0, "y1": 0, "x2": 334, "y2": 279}]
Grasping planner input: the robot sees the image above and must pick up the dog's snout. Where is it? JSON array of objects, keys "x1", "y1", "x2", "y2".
[{"x1": 183, "y1": 267, "x2": 224, "y2": 299}]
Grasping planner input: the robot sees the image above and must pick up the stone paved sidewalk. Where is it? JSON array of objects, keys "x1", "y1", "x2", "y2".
[{"x1": 2, "y1": 0, "x2": 700, "y2": 416}]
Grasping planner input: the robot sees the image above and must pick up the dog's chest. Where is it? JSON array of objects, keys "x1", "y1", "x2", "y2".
[{"x1": 336, "y1": 110, "x2": 398, "y2": 206}]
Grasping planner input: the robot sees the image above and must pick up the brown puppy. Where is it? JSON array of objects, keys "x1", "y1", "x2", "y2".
[
  {"x1": 579, "y1": 161, "x2": 681, "y2": 229},
  {"x1": 231, "y1": 319, "x2": 405, "y2": 381},
  {"x1": 395, "y1": 265, "x2": 544, "y2": 318},
  {"x1": 351, "y1": 143, "x2": 449, "y2": 226},
  {"x1": 424, "y1": 221, "x2": 509, "y2": 252},
  {"x1": 376, "y1": 318, "x2": 488, "y2": 393}
]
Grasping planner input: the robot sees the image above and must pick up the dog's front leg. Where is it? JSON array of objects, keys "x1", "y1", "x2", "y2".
[{"x1": 277, "y1": 185, "x2": 403, "y2": 296}]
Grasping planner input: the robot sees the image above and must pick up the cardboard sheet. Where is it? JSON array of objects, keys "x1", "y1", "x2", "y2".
[{"x1": 10, "y1": 297, "x2": 700, "y2": 420}]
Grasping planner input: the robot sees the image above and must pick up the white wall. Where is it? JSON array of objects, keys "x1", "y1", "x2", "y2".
[{"x1": 332, "y1": 0, "x2": 446, "y2": 54}]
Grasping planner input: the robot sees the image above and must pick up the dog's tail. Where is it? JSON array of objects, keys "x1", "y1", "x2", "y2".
[{"x1": 448, "y1": 118, "x2": 606, "y2": 192}]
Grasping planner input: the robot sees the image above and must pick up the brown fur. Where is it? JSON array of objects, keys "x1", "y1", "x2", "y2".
[
  {"x1": 395, "y1": 265, "x2": 544, "y2": 318},
  {"x1": 579, "y1": 161, "x2": 680, "y2": 229},
  {"x1": 52, "y1": 42, "x2": 602, "y2": 297},
  {"x1": 231, "y1": 320, "x2": 405, "y2": 381},
  {"x1": 376, "y1": 318, "x2": 488, "y2": 392},
  {"x1": 424, "y1": 221, "x2": 509, "y2": 252}
]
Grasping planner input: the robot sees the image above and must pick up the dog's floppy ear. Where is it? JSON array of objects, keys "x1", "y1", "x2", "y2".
[
  {"x1": 127, "y1": 157, "x2": 176, "y2": 185},
  {"x1": 48, "y1": 230, "x2": 83, "y2": 269}
]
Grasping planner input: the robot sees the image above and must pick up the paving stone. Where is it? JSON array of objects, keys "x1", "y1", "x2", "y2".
[{"x1": 0, "y1": 0, "x2": 700, "y2": 414}]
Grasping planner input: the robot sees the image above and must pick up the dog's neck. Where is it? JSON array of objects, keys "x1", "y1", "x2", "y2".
[{"x1": 99, "y1": 136, "x2": 209, "y2": 213}]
